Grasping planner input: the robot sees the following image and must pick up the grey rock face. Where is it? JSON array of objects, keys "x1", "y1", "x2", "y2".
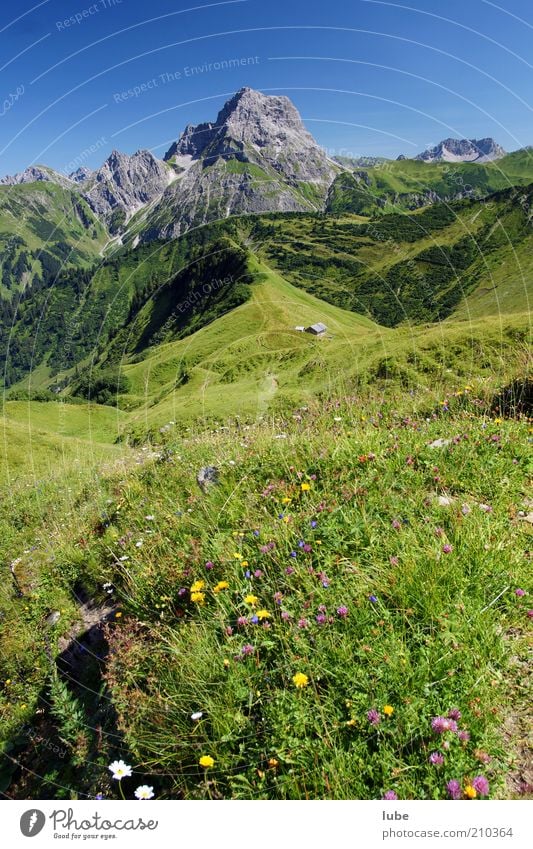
[
  {"x1": 414, "y1": 137, "x2": 506, "y2": 163},
  {"x1": 81, "y1": 149, "x2": 173, "y2": 225},
  {"x1": 69, "y1": 166, "x2": 93, "y2": 183},
  {"x1": 143, "y1": 87, "x2": 338, "y2": 239},
  {"x1": 0, "y1": 165, "x2": 73, "y2": 188}
]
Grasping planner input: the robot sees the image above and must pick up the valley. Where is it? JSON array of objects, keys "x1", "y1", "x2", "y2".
[{"x1": 0, "y1": 87, "x2": 531, "y2": 803}]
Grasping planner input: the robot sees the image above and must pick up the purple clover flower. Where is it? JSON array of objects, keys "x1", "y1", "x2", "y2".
[
  {"x1": 241, "y1": 644, "x2": 254, "y2": 656},
  {"x1": 429, "y1": 751, "x2": 444, "y2": 766},
  {"x1": 472, "y1": 775, "x2": 489, "y2": 796},
  {"x1": 367, "y1": 709, "x2": 381, "y2": 726},
  {"x1": 431, "y1": 716, "x2": 458, "y2": 734},
  {"x1": 446, "y1": 780, "x2": 461, "y2": 800},
  {"x1": 448, "y1": 708, "x2": 461, "y2": 721},
  {"x1": 382, "y1": 791, "x2": 398, "y2": 800},
  {"x1": 337, "y1": 606, "x2": 348, "y2": 618}
]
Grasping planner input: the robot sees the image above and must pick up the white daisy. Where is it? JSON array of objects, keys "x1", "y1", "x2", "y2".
[
  {"x1": 134, "y1": 785, "x2": 154, "y2": 800},
  {"x1": 108, "y1": 759, "x2": 132, "y2": 780}
]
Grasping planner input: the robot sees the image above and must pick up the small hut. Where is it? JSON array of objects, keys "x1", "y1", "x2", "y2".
[{"x1": 305, "y1": 322, "x2": 327, "y2": 336}]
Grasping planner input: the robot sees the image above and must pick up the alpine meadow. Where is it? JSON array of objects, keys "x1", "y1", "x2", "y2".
[{"x1": 0, "y1": 0, "x2": 531, "y2": 812}]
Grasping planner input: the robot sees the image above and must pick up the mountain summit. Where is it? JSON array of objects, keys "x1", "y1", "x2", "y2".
[
  {"x1": 164, "y1": 86, "x2": 328, "y2": 180},
  {"x1": 413, "y1": 137, "x2": 506, "y2": 163},
  {"x1": 139, "y1": 87, "x2": 338, "y2": 239}
]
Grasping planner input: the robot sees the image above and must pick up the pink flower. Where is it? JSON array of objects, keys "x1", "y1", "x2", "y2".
[
  {"x1": 447, "y1": 779, "x2": 461, "y2": 800},
  {"x1": 429, "y1": 752, "x2": 444, "y2": 766},
  {"x1": 515, "y1": 588, "x2": 526, "y2": 597},
  {"x1": 367, "y1": 709, "x2": 381, "y2": 726},
  {"x1": 382, "y1": 790, "x2": 398, "y2": 800},
  {"x1": 448, "y1": 708, "x2": 461, "y2": 721},
  {"x1": 442, "y1": 544, "x2": 453, "y2": 554},
  {"x1": 336, "y1": 606, "x2": 348, "y2": 618},
  {"x1": 472, "y1": 775, "x2": 489, "y2": 796},
  {"x1": 431, "y1": 716, "x2": 458, "y2": 734}
]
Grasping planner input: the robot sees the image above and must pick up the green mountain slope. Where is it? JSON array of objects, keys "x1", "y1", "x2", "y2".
[
  {"x1": 327, "y1": 149, "x2": 533, "y2": 214},
  {"x1": 3, "y1": 184, "x2": 532, "y2": 397},
  {"x1": 0, "y1": 182, "x2": 107, "y2": 299}
]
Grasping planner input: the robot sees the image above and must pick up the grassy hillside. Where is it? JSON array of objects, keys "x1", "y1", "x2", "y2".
[
  {"x1": 3, "y1": 184, "x2": 532, "y2": 391},
  {"x1": 0, "y1": 182, "x2": 106, "y2": 298},
  {"x1": 327, "y1": 149, "x2": 533, "y2": 214}
]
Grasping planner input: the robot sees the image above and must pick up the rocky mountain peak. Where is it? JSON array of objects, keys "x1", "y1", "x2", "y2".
[
  {"x1": 0, "y1": 165, "x2": 73, "y2": 188},
  {"x1": 414, "y1": 137, "x2": 506, "y2": 163},
  {"x1": 164, "y1": 87, "x2": 322, "y2": 163},
  {"x1": 82, "y1": 149, "x2": 172, "y2": 226}
]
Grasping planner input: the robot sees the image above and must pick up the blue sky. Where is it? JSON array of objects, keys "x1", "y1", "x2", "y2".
[{"x1": 1, "y1": 0, "x2": 533, "y2": 174}]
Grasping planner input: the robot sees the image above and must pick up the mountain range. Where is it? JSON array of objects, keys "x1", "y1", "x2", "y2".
[
  {"x1": 1, "y1": 88, "x2": 523, "y2": 245},
  {"x1": 0, "y1": 86, "x2": 532, "y2": 396},
  {"x1": 411, "y1": 137, "x2": 506, "y2": 163}
]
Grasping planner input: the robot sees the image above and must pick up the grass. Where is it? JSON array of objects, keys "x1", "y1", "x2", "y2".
[
  {"x1": 0, "y1": 192, "x2": 531, "y2": 800},
  {"x1": 0, "y1": 390, "x2": 530, "y2": 799}
]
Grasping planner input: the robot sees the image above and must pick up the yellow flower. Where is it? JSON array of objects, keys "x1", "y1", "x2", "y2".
[
  {"x1": 190, "y1": 579, "x2": 205, "y2": 593},
  {"x1": 213, "y1": 581, "x2": 229, "y2": 594},
  {"x1": 383, "y1": 704, "x2": 394, "y2": 717},
  {"x1": 244, "y1": 594, "x2": 258, "y2": 606},
  {"x1": 199, "y1": 755, "x2": 214, "y2": 768},
  {"x1": 292, "y1": 672, "x2": 309, "y2": 689},
  {"x1": 223, "y1": 658, "x2": 230, "y2": 668},
  {"x1": 191, "y1": 591, "x2": 205, "y2": 604},
  {"x1": 267, "y1": 757, "x2": 279, "y2": 768},
  {"x1": 282, "y1": 497, "x2": 292, "y2": 504},
  {"x1": 115, "y1": 612, "x2": 122, "y2": 618},
  {"x1": 464, "y1": 785, "x2": 477, "y2": 799},
  {"x1": 301, "y1": 482, "x2": 311, "y2": 491},
  {"x1": 241, "y1": 560, "x2": 249, "y2": 568},
  {"x1": 4, "y1": 679, "x2": 11, "y2": 686},
  {"x1": 256, "y1": 609, "x2": 271, "y2": 619},
  {"x1": 283, "y1": 516, "x2": 290, "y2": 523},
  {"x1": 233, "y1": 552, "x2": 243, "y2": 560},
  {"x1": 346, "y1": 718, "x2": 356, "y2": 727}
]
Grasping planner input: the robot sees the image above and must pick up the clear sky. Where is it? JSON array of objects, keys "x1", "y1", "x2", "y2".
[{"x1": 1, "y1": 0, "x2": 533, "y2": 175}]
